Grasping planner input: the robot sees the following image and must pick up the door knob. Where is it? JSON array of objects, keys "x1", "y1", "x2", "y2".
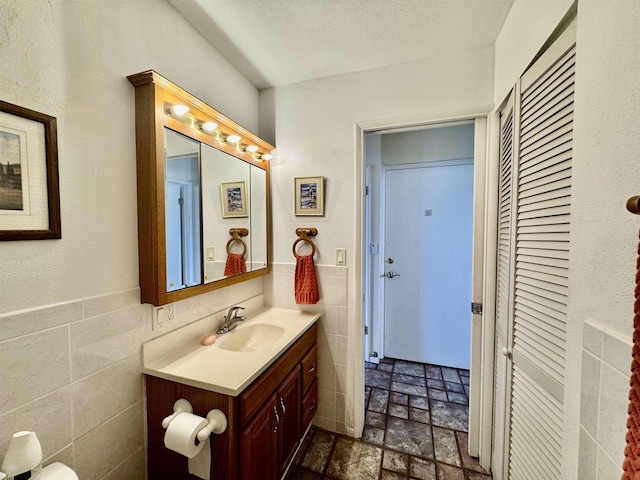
[
  {"x1": 386, "y1": 271, "x2": 400, "y2": 278},
  {"x1": 502, "y1": 347, "x2": 512, "y2": 359}
]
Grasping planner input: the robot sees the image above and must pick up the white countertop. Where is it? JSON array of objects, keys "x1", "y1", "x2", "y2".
[{"x1": 142, "y1": 306, "x2": 319, "y2": 396}]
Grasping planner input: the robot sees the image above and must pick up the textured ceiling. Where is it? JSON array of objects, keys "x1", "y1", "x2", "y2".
[{"x1": 166, "y1": 0, "x2": 514, "y2": 89}]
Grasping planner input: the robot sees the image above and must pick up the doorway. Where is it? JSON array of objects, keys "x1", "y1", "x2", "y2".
[
  {"x1": 364, "y1": 123, "x2": 475, "y2": 368},
  {"x1": 358, "y1": 116, "x2": 490, "y2": 466}
]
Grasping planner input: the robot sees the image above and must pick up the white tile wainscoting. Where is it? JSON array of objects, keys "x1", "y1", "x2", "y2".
[
  {"x1": 265, "y1": 262, "x2": 349, "y2": 434},
  {"x1": 0, "y1": 277, "x2": 263, "y2": 480},
  {"x1": 579, "y1": 320, "x2": 632, "y2": 479}
]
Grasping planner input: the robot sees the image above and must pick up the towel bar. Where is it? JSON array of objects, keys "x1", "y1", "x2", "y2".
[
  {"x1": 293, "y1": 228, "x2": 317, "y2": 258},
  {"x1": 227, "y1": 228, "x2": 248, "y2": 256}
]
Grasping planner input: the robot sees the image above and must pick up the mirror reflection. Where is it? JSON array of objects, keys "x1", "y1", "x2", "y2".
[
  {"x1": 202, "y1": 143, "x2": 250, "y2": 282},
  {"x1": 251, "y1": 166, "x2": 268, "y2": 270},
  {"x1": 164, "y1": 129, "x2": 201, "y2": 292},
  {"x1": 164, "y1": 128, "x2": 269, "y2": 292}
]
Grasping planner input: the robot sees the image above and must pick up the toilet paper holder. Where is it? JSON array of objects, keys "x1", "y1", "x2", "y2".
[{"x1": 162, "y1": 399, "x2": 228, "y2": 441}]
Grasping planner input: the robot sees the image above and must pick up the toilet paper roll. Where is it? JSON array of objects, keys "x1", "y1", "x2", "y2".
[{"x1": 164, "y1": 412, "x2": 208, "y2": 458}]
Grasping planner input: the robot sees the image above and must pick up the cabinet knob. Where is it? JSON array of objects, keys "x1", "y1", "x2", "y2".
[{"x1": 307, "y1": 365, "x2": 316, "y2": 374}]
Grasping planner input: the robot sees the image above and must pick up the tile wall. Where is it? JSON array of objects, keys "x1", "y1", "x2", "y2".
[
  {"x1": 579, "y1": 320, "x2": 632, "y2": 479},
  {"x1": 0, "y1": 277, "x2": 262, "y2": 480},
  {"x1": 265, "y1": 262, "x2": 349, "y2": 434}
]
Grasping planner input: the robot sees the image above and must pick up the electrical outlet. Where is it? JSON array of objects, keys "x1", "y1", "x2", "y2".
[{"x1": 153, "y1": 304, "x2": 175, "y2": 331}]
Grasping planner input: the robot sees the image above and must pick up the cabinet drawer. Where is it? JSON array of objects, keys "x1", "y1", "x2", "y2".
[
  {"x1": 301, "y1": 344, "x2": 317, "y2": 393},
  {"x1": 301, "y1": 379, "x2": 317, "y2": 432}
]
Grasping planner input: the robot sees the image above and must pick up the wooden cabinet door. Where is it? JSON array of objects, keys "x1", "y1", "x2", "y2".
[
  {"x1": 240, "y1": 393, "x2": 277, "y2": 480},
  {"x1": 277, "y1": 365, "x2": 301, "y2": 477}
]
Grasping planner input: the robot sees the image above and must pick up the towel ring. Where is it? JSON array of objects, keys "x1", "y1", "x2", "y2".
[
  {"x1": 293, "y1": 228, "x2": 317, "y2": 258},
  {"x1": 226, "y1": 228, "x2": 248, "y2": 256}
]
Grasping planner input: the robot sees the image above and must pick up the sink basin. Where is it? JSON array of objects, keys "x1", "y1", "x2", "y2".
[{"x1": 217, "y1": 323, "x2": 285, "y2": 352}]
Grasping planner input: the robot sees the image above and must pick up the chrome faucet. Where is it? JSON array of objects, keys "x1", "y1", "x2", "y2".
[{"x1": 216, "y1": 306, "x2": 246, "y2": 334}]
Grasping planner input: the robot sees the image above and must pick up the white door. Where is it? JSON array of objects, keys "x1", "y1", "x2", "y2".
[
  {"x1": 383, "y1": 162, "x2": 474, "y2": 368},
  {"x1": 166, "y1": 181, "x2": 185, "y2": 292},
  {"x1": 491, "y1": 19, "x2": 576, "y2": 480}
]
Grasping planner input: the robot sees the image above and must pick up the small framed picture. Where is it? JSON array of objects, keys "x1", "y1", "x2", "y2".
[
  {"x1": 0, "y1": 100, "x2": 61, "y2": 240},
  {"x1": 220, "y1": 181, "x2": 248, "y2": 218},
  {"x1": 295, "y1": 176, "x2": 324, "y2": 216}
]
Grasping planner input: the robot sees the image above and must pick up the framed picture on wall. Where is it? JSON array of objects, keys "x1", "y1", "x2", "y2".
[
  {"x1": 0, "y1": 100, "x2": 61, "y2": 240},
  {"x1": 220, "y1": 181, "x2": 248, "y2": 218},
  {"x1": 294, "y1": 176, "x2": 324, "y2": 216}
]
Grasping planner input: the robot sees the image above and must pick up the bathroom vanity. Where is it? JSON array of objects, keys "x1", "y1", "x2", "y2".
[{"x1": 143, "y1": 307, "x2": 319, "y2": 480}]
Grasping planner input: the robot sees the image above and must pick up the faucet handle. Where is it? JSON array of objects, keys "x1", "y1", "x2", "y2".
[{"x1": 225, "y1": 305, "x2": 245, "y2": 321}]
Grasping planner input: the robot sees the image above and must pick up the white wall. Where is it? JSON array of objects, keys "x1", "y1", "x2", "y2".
[
  {"x1": 0, "y1": 0, "x2": 262, "y2": 478},
  {"x1": 0, "y1": 0, "x2": 259, "y2": 313},
  {"x1": 570, "y1": 0, "x2": 640, "y2": 477},
  {"x1": 262, "y1": 46, "x2": 494, "y2": 435},
  {"x1": 495, "y1": 0, "x2": 640, "y2": 478},
  {"x1": 381, "y1": 123, "x2": 475, "y2": 164},
  {"x1": 494, "y1": 0, "x2": 574, "y2": 104}
]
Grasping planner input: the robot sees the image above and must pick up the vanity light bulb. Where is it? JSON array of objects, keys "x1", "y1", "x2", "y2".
[
  {"x1": 202, "y1": 122, "x2": 218, "y2": 132},
  {"x1": 261, "y1": 153, "x2": 274, "y2": 161},
  {"x1": 226, "y1": 134, "x2": 241, "y2": 144},
  {"x1": 246, "y1": 145, "x2": 259, "y2": 153},
  {"x1": 172, "y1": 104, "x2": 190, "y2": 116}
]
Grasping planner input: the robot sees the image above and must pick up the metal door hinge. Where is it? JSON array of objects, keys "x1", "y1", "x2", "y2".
[
  {"x1": 471, "y1": 302, "x2": 483, "y2": 315},
  {"x1": 365, "y1": 186, "x2": 370, "y2": 195},
  {"x1": 364, "y1": 326, "x2": 369, "y2": 335}
]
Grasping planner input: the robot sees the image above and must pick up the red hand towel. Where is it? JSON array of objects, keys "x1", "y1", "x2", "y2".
[
  {"x1": 295, "y1": 254, "x2": 320, "y2": 304},
  {"x1": 623, "y1": 228, "x2": 640, "y2": 479},
  {"x1": 224, "y1": 252, "x2": 246, "y2": 277}
]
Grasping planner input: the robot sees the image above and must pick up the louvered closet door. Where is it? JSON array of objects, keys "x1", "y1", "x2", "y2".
[
  {"x1": 492, "y1": 92, "x2": 516, "y2": 480},
  {"x1": 508, "y1": 21, "x2": 576, "y2": 480}
]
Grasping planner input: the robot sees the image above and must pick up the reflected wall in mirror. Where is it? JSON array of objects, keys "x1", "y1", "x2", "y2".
[
  {"x1": 202, "y1": 143, "x2": 250, "y2": 282},
  {"x1": 251, "y1": 167, "x2": 268, "y2": 271},
  {"x1": 128, "y1": 70, "x2": 273, "y2": 306}
]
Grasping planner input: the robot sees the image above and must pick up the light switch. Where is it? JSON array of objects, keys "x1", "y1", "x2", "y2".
[
  {"x1": 153, "y1": 307, "x2": 165, "y2": 331},
  {"x1": 207, "y1": 246, "x2": 215, "y2": 261},
  {"x1": 336, "y1": 248, "x2": 347, "y2": 266}
]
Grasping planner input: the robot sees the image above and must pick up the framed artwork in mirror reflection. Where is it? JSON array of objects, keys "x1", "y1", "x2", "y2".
[
  {"x1": 221, "y1": 181, "x2": 248, "y2": 218},
  {"x1": 0, "y1": 100, "x2": 61, "y2": 240},
  {"x1": 295, "y1": 176, "x2": 324, "y2": 216}
]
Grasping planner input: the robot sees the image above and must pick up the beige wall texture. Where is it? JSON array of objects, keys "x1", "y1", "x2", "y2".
[{"x1": 0, "y1": 0, "x2": 262, "y2": 478}]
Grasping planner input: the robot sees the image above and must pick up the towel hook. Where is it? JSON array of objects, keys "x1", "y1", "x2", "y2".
[
  {"x1": 293, "y1": 228, "x2": 318, "y2": 258},
  {"x1": 226, "y1": 228, "x2": 248, "y2": 256},
  {"x1": 627, "y1": 196, "x2": 640, "y2": 215}
]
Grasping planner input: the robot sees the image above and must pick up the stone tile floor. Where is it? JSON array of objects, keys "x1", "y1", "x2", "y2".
[{"x1": 285, "y1": 358, "x2": 493, "y2": 480}]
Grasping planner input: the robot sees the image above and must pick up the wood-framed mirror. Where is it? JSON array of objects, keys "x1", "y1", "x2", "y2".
[{"x1": 127, "y1": 71, "x2": 273, "y2": 306}]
